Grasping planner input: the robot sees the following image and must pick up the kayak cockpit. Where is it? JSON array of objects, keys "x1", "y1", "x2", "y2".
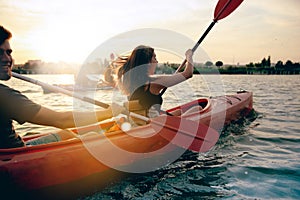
[{"x1": 167, "y1": 98, "x2": 210, "y2": 116}]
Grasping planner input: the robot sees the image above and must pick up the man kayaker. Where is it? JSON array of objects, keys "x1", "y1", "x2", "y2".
[{"x1": 0, "y1": 25, "x2": 124, "y2": 148}]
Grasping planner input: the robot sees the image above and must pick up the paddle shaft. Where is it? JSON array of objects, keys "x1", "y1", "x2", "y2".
[
  {"x1": 176, "y1": 21, "x2": 216, "y2": 74},
  {"x1": 160, "y1": 20, "x2": 216, "y2": 95},
  {"x1": 12, "y1": 72, "x2": 158, "y2": 123},
  {"x1": 12, "y1": 72, "x2": 110, "y2": 108}
]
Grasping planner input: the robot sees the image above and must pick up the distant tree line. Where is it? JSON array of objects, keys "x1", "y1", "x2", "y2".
[
  {"x1": 158, "y1": 56, "x2": 300, "y2": 75},
  {"x1": 12, "y1": 56, "x2": 300, "y2": 75},
  {"x1": 229, "y1": 56, "x2": 300, "y2": 74},
  {"x1": 12, "y1": 60, "x2": 78, "y2": 74}
]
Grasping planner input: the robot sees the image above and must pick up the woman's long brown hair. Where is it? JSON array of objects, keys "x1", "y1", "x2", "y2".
[{"x1": 116, "y1": 45, "x2": 154, "y2": 95}]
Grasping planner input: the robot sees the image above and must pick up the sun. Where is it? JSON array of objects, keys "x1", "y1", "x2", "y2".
[{"x1": 22, "y1": 17, "x2": 113, "y2": 64}]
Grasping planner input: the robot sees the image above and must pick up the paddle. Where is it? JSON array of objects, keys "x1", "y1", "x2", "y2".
[
  {"x1": 12, "y1": 72, "x2": 219, "y2": 152},
  {"x1": 160, "y1": 0, "x2": 244, "y2": 95},
  {"x1": 12, "y1": 72, "x2": 109, "y2": 108}
]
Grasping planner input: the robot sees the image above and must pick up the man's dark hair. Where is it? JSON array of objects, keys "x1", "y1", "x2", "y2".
[{"x1": 0, "y1": 26, "x2": 12, "y2": 45}]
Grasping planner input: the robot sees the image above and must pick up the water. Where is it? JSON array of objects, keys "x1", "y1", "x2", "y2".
[{"x1": 3, "y1": 74, "x2": 300, "y2": 199}]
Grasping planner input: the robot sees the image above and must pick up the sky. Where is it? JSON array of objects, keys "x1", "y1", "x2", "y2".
[{"x1": 1, "y1": 0, "x2": 299, "y2": 65}]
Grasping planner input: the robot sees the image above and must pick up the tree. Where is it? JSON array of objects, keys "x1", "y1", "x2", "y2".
[
  {"x1": 205, "y1": 61, "x2": 213, "y2": 67},
  {"x1": 285, "y1": 60, "x2": 293, "y2": 70},
  {"x1": 267, "y1": 56, "x2": 271, "y2": 67},
  {"x1": 215, "y1": 61, "x2": 223, "y2": 68},
  {"x1": 261, "y1": 58, "x2": 267, "y2": 67},
  {"x1": 275, "y1": 60, "x2": 283, "y2": 69},
  {"x1": 255, "y1": 62, "x2": 262, "y2": 68},
  {"x1": 246, "y1": 62, "x2": 254, "y2": 68}
]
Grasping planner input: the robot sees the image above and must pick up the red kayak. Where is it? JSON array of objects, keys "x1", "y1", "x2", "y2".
[{"x1": 0, "y1": 91, "x2": 253, "y2": 198}]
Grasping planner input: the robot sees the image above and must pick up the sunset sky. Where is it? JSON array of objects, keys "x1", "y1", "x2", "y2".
[{"x1": 1, "y1": 0, "x2": 299, "y2": 65}]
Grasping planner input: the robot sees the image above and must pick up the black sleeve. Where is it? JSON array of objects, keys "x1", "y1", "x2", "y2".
[{"x1": 0, "y1": 84, "x2": 41, "y2": 124}]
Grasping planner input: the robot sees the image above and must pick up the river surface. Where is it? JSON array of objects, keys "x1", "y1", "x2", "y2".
[{"x1": 3, "y1": 74, "x2": 300, "y2": 199}]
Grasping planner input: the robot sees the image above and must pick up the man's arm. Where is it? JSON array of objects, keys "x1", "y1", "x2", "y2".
[{"x1": 28, "y1": 106, "x2": 118, "y2": 129}]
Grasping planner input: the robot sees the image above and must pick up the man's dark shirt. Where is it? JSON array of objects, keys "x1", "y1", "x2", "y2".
[{"x1": 0, "y1": 83, "x2": 41, "y2": 148}]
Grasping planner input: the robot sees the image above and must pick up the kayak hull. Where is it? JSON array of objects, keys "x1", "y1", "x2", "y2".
[{"x1": 0, "y1": 91, "x2": 253, "y2": 197}]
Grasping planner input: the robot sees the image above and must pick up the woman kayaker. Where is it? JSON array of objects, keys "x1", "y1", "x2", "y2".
[
  {"x1": 0, "y1": 25, "x2": 125, "y2": 148},
  {"x1": 115, "y1": 45, "x2": 194, "y2": 118}
]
